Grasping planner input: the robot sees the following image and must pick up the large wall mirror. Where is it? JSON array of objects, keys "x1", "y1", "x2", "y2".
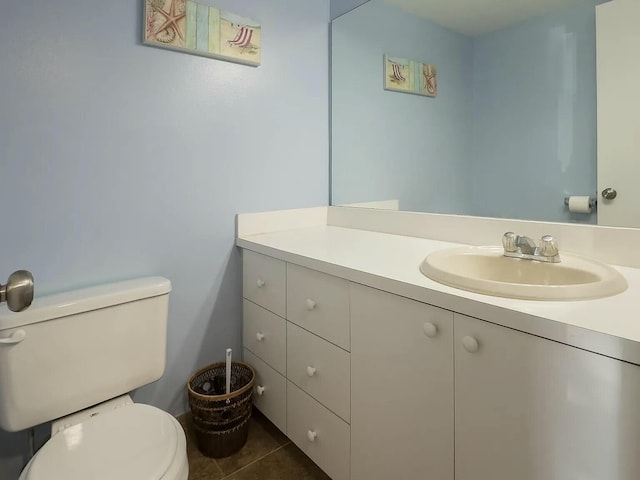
[{"x1": 331, "y1": 0, "x2": 640, "y2": 228}]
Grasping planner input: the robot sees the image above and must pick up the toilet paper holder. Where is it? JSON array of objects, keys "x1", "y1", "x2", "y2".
[{"x1": 563, "y1": 196, "x2": 597, "y2": 209}]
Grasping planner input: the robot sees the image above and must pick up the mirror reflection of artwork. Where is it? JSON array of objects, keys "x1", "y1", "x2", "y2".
[
  {"x1": 144, "y1": 0, "x2": 261, "y2": 66},
  {"x1": 422, "y1": 64, "x2": 437, "y2": 96},
  {"x1": 384, "y1": 54, "x2": 437, "y2": 97},
  {"x1": 385, "y1": 55, "x2": 411, "y2": 92}
]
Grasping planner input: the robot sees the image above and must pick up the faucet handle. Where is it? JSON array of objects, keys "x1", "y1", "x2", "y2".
[
  {"x1": 502, "y1": 232, "x2": 518, "y2": 252},
  {"x1": 539, "y1": 235, "x2": 559, "y2": 258}
]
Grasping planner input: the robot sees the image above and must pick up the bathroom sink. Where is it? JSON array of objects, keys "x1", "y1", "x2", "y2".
[{"x1": 420, "y1": 246, "x2": 628, "y2": 301}]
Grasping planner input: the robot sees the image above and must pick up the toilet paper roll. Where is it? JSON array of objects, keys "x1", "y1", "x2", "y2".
[{"x1": 568, "y1": 196, "x2": 592, "y2": 214}]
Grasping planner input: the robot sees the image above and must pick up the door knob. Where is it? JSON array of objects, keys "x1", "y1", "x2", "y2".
[
  {"x1": 0, "y1": 270, "x2": 34, "y2": 312},
  {"x1": 602, "y1": 188, "x2": 617, "y2": 200}
]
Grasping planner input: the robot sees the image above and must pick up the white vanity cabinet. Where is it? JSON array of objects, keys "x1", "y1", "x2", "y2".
[
  {"x1": 242, "y1": 251, "x2": 351, "y2": 480},
  {"x1": 350, "y1": 283, "x2": 454, "y2": 480},
  {"x1": 241, "y1": 251, "x2": 288, "y2": 434},
  {"x1": 242, "y1": 248, "x2": 640, "y2": 480},
  {"x1": 455, "y1": 313, "x2": 640, "y2": 480}
]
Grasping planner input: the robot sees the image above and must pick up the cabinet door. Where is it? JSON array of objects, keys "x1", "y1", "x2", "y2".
[
  {"x1": 455, "y1": 313, "x2": 640, "y2": 480},
  {"x1": 351, "y1": 283, "x2": 454, "y2": 480}
]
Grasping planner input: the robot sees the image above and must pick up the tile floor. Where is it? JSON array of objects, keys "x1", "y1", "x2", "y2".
[{"x1": 178, "y1": 409, "x2": 331, "y2": 480}]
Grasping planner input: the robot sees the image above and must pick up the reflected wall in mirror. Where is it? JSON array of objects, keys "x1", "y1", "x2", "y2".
[{"x1": 331, "y1": 0, "x2": 640, "y2": 227}]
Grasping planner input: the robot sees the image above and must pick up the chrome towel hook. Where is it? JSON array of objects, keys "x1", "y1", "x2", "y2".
[{"x1": 0, "y1": 270, "x2": 34, "y2": 312}]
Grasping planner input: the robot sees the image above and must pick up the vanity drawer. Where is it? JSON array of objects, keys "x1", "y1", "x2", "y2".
[
  {"x1": 243, "y1": 348, "x2": 287, "y2": 434},
  {"x1": 243, "y1": 299, "x2": 286, "y2": 375},
  {"x1": 287, "y1": 322, "x2": 350, "y2": 423},
  {"x1": 243, "y1": 250, "x2": 286, "y2": 317},
  {"x1": 287, "y1": 264, "x2": 350, "y2": 350},
  {"x1": 287, "y1": 381, "x2": 350, "y2": 480}
]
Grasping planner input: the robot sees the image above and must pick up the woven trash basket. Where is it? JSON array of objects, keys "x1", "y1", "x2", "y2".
[{"x1": 187, "y1": 361, "x2": 255, "y2": 458}]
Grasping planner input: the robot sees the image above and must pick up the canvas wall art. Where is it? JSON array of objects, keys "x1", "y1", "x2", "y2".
[
  {"x1": 384, "y1": 54, "x2": 437, "y2": 97},
  {"x1": 144, "y1": 0, "x2": 261, "y2": 66}
]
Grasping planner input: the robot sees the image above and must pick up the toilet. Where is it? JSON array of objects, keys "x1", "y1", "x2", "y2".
[{"x1": 0, "y1": 277, "x2": 188, "y2": 480}]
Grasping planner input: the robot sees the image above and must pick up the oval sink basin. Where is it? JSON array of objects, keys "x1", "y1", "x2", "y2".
[{"x1": 420, "y1": 246, "x2": 628, "y2": 301}]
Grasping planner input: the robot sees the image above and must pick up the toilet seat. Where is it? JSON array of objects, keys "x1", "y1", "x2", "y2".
[{"x1": 20, "y1": 404, "x2": 188, "y2": 480}]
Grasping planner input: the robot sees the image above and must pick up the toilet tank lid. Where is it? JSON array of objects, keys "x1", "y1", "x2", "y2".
[{"x1": 0, "y1": 277, "x2": 171, "y2": 331}]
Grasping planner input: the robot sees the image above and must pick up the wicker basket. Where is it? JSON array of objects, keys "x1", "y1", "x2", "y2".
[{"x1": 187, "y1": 361, "x2": 255, "y2": 458}]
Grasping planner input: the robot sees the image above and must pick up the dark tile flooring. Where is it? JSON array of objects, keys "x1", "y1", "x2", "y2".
[{"x1": 177, "y1": 409, "x2": 331, "y2": 480}]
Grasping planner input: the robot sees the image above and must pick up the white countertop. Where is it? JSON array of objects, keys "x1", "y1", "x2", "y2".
[{"x1": 237, "y1": 225, "x2": 640, "y2": 365}]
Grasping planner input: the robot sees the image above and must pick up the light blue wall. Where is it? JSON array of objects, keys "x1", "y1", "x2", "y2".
[
  {"x1": 0, "y1": 0, "x2": 329, "y2": 477},
  {"x1": 470, "y1": 1, "x2": 601, "y2": 223},
  {"x1": 330, "y1": 0, "x2": 370, "y2": 20},
  {"x1": 331, "y1": 0, "x2": 474, "y2": 213}
]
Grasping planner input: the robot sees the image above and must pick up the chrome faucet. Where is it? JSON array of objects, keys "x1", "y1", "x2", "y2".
[{"x1": 502, "y1": 232, "x2": 561, "y2": 263}]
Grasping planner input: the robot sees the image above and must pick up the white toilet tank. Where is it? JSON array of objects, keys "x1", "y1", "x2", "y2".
[{"x1": 0, "y1": 277, "x2": 171, "y2": 432}]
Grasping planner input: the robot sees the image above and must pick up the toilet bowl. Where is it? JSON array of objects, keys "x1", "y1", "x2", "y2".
[
  {"x1": 19, "y1": 403, "x2": 188, "y2": 480},
  {"x1": 0, "y1": 277, "x2": 188, "y2": 480}
]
